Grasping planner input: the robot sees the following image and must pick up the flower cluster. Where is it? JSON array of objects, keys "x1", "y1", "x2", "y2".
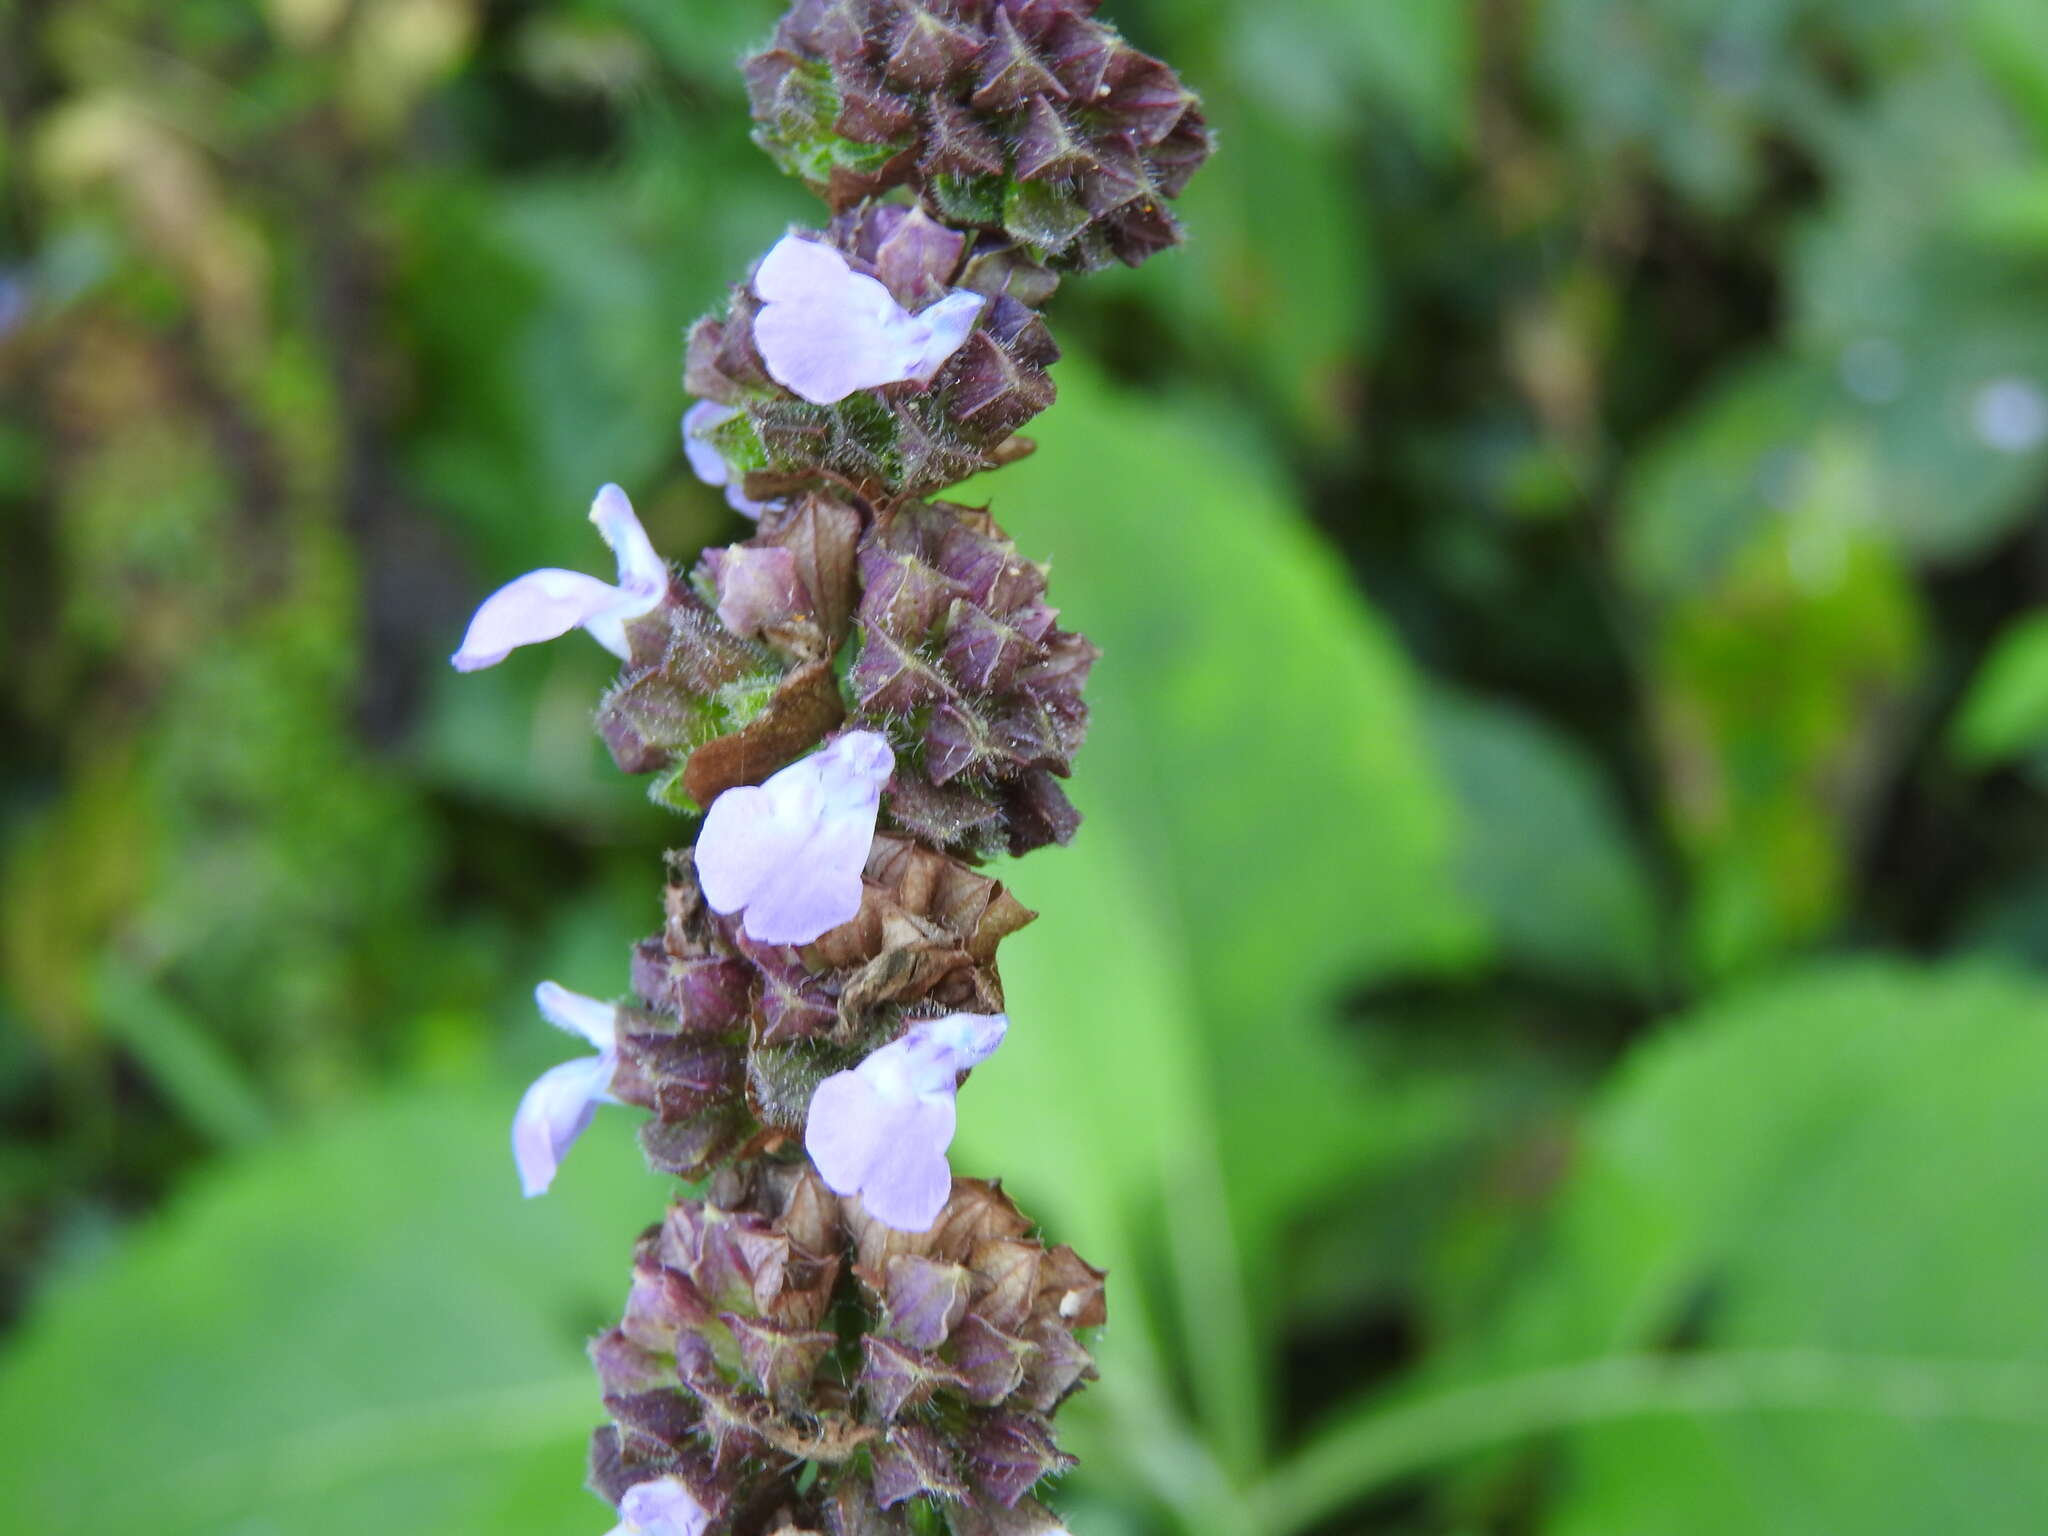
[
  {"x1": 587, "y1": 1164, "x2": 1102, "y2": 1536},
  {"x1": 744, "y1": 0, "x2": 1211, "y2": 277},
  {"x1": 451, "y1": 3, "x2": 1206, "y2": 1530}
]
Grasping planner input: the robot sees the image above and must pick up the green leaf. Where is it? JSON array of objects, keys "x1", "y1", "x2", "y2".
[
  {"x1": 1129, "y1": 103, "x2": 1380, "y2": 445},
  {"x1": 1617, "y1": 356, "x2": 1829, "y2": 601},
  {"x1": 956, "y1": 812, "x2": 1262, "y2": 1529},
  {"x1": 1633, "y1": 432, "x2": 1924, "y2": 979},
  {"x1": 93, "y1": 962, "x2": 273, "y2": 1147},
  {"x1": 1949, "y1": 608, "x2": 2048, "y2": 767},
  {"x1": 1332, "y1": 0, "x2": 1474, "y2": 153},
  {"x1": 1421, "y1": 686, "x2": 1663, "y2": 995},
  {"x1": 967, "y1": 362, "x2": 1478, "y2": 1245},
  {"x1": 953, "y1": 363, "x2": 1477, "y2": 1490},
  {"x1": 1970, "y1": 0, "x2": 2048, "y2": 145},
  {"x1": 1467, "y1": 960, "x2": 2048, "y2": 1535},
  {"x1": 0, "y1": 1081, "x2": 668, "y2": 1536}
]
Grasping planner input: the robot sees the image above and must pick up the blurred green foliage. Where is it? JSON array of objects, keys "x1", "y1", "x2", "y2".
[{"x1": 3, "y1": 1, "x2": 2048, "y2": 1533}]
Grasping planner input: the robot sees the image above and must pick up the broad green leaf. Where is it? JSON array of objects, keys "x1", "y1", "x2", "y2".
[
  {"x1": 1485, "y1": 961, "x2": 2048, "y2": 1535},
  {"x1": 1127, "y1": 101, "x2": 1380, "y2": 445},
  {"x1": 1422, "y1": 686, "x2": 1662, "y2": 995},
  {"x1": 1971, "y1": 0, "x2": 2048, "y2": 144},
  {"x1": 0, "y1": 1081, "x2": 667, "y2": 1536},
  {"x1": 1948, "y1": 608, "x2": 2048, "y2": 767},
  {"x1": 956, "y1": 812, "x2": 1265, "y2": 1525},
  {"x1": 1257, "y1": 961, "x2": 2048, "y2": 1533},
  {"x1": 954, "y1": 362, "x2": 1476, "y2": 1489},
  {"x1": 1332, "y1": 0, "x2": 1474, "y2": 154},
  {"x1": 967, "y1": 363, "x2": 1479, "y2": 1244}
]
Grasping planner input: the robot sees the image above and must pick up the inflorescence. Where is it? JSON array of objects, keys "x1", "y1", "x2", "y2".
[{"x1": 452, "y1": 5, "x2": 1209, "y2": 1532}]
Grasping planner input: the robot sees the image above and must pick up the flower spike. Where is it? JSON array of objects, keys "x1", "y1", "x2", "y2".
[
  {"x1": 461, "y1": 2, "x2": 1207, "y2": 1523},
  {"x1": 451, "y1": 484, "x2": 668, "y2": 671},
  {"x1": 805, "y1": 1011, "x2": 1009, "y2": 1232}
]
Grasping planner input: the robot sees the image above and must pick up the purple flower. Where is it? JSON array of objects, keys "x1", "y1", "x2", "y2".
[
  {"x1": 752, "y1": 234, "x2": 984, "y2": 406},
  {"x1": 511, "y1": 982, "x2": 619, "y2": 1198},
  {"x1": 604, "y1": 1478, "x2": 708, "y2": 1536},
  {"x1": 695, "y1": 730, "x2": 894, "y2": 945},
  {"x1": 451, "y1": 484, "x2": 668, "y2": 671},
  {"x1": 805, "y1": 1012, "x2": 1009, "y2": 1232},
  {"x1": 682, "y1": 401, "x2": 770, "y2": 519}
]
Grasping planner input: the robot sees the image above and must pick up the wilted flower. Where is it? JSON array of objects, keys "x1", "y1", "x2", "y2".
[
  {"x1": 705, "y1": 543, "x2": 805, "y2": 639},
  {"x1": 603, "y1": 1478, "x2": 709, "y2": 1536},
  {"x1": 682, "y1": 401, "x2": 770, "y2": 519},
  {"x1": 752, "y1": 233, "x2": 983, "y2": 405},
  {"x1": 695, "y1": 730, "x2": 894, "y2": 945},
  {"x1": 452, "y1": 484, "x2": 669, "y2": 671},
  {"x1": 512, "y1": 982, "x2": 621, "y2": 1198},
  {"x1": 806, "y1": 1011, "x2": 1008, "y2": 1232}
]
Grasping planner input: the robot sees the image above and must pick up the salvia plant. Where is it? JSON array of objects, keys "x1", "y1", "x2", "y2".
[{"x1": 448, "y1": 4, "x2": 1211, "y2": 1534}]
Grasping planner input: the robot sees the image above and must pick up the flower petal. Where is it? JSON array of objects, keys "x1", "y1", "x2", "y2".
[
  {"x1": 805, "y1": 1063, "x2": 957, "y2": 1232},
  {"x1": 589, "y1": 483, "x2": 668, "y2": 599},
  {"x1": 855, "y1": 1093, "x2": 957, "y2": 1231},
  {"x1": 899, "y1": 1011, "x2": 1009, "y2": 1094},
  {"x1": 695, "y1": 778, "x2": 822, "y2": 918},
  {"x1": 805, "y1": 1010, "x2": 1006, "y2": 1232},
  {"x1": 512, "y1": 1052, "x2": 615, "y2": 1198},
  {"x1": 615, "y1": 1478, "x2": 710, "y2": 1536},
  {"x1": 728, "y1": 819, "x2": 870, "y2": 943},
  {"x1": 534, "y1": 980, "x2": 619, "y2": 1051},
  {"x1": 903, "y1": 290, "x2": 986, "y2": 383},
  {"x1": 804, "y1": 1067, "x2": 893, "y2": 1194},
  {"x1": 696, "y1": 732, "x2": 895, "y2": 945},
  {"x1": 452, "y1": 568, "x2": 632, "y2": 671},
  {"x1": 682, "y1": 401, "x2": 737, "y2": 487},
  {"x1": 802, "y1": 1056, "x2": 954, "y2": 1236},
  {"x1": 684, "y1": 402, "x2": 769, "y2": 519},
  {"x1": 754, "y1": 235, "x2": 941, "y2": 405},
  {"x1": 754, "y1": 231, "x2": 878, "y2": 307}
]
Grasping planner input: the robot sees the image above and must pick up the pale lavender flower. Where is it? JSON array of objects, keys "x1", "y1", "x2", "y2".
[
  {"x1": 604, "y1": 1478, "x2": 709, "y2": 1536},
  {"x1": 752, "y1": 233, "x2": 984, "y2": 405},
  {"x1": 695, "y1": 730, "x2": 894, "y2": 945},
  {"x1": 682, "y1": 400, "x2": 769, "y2": 519},
  {"x1": 512, "y1": 982, "x2": 620, "y2": 1198},
  {"x1": 451, "y1": 484, "x2": 667, "y2": 671},
  {"x1": 805, "y1": 1012, "x2": 1009, "y2": 1232}
]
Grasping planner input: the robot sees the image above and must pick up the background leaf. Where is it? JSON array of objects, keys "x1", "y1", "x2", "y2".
[
  {"x1": 0, "y1": 1079, "x2": 663, "y2": 1536},
  {"x1": 1460, "y1": 961, "x2": 2048, "y2": 1535},
  {"x1": 1950, "y1": 608, "x2": 2048, "y2": 768}
]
